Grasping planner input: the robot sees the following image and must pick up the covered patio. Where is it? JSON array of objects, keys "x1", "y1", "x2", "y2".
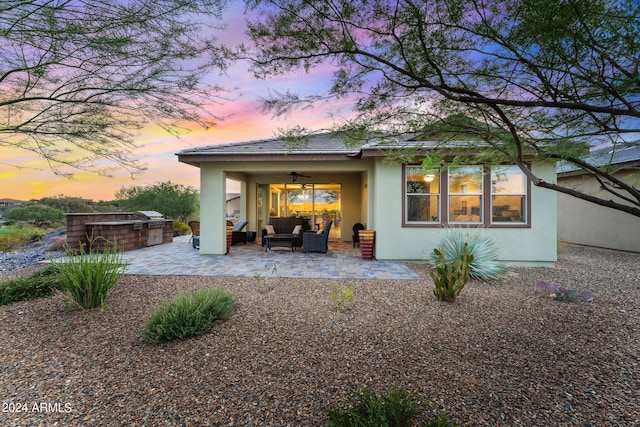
[{"x1": 117, "y1": 235, "x2": 420, "y2": 280}]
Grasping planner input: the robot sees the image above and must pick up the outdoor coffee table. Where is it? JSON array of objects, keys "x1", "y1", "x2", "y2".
[{"x1": 265, "y1": 234, "x2": 296, "y2": 252}]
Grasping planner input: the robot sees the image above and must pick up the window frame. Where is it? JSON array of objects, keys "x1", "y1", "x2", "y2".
[
  {"x1": 402, "y1": 164, "x2": 531, "y2": 228},
  {"x1": 490, "y1": 165, "x2": 528, "y2": 225},
  {"x1": 447, "y1": 165, "x2": 484, "y2": 225},
  {"x1": 404, "y1": 166, "x2": 441, "y2": 224}
]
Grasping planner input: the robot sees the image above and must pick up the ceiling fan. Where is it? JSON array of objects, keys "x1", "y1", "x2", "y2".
[{"x1": 289, "y1": 171, "x2": 311, "y2": 182}]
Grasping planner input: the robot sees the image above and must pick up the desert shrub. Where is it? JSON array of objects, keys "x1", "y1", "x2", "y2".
[
  {"x1": 54, "y1": 238, "x2": 125, "y2": 310},
  {"x1": 172, "y1": 221, "x2": 191, "y2": 236},
  {"x1": 0, "y1": 223, "x2": 45, "y2": 252},
  {"x1": 4, "y1": 203, "x2": 64, "y2": 226},
  {"x1": 325, "y1": 385, "x2": 422, "y2": 427},
  {"x1": 141, "y1": 287, "x2": 235, "y2": 344},
  {"x1": 429, "y1": 227, "x2": 504, "y2": 280},
  {"x1": 329, "y1": 283, "x2": 355, "y2": 310},
  {"x1": 0, "y1": 234, "x2": 22, "y2": 252},
  {"x1": 422, "y1": 413, "x2": 460, "y2": 427},
  {"x1": 0, "y1": 265, "x2": 62, "y2": 306}
]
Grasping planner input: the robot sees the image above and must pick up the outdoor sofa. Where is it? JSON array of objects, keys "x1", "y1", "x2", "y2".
[{"x1": 261, "y1": 217, "x2": 308, "y2": 248}]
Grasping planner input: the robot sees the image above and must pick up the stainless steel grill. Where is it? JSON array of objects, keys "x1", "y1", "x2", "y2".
[
  {"x1": 132, "y1": 211, "x2": 166, "y2": 246},
  {"x1": 132, "y1": 211, "x2": 165, "y2": 221}
]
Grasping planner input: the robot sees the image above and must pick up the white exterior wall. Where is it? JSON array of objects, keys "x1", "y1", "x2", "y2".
[
  {"x1": 558, "y1": 171, "x2": 640, "y2": 253},
  {"x1": 369, "y1": 159, "x2": 557, "y2": 265}
]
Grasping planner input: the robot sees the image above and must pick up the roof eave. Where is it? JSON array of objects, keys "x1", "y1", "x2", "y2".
[
  {"x1": 558, "y1": 160, "x2": 640, "y2": 177},
  {"x1": 360, "y1": 147, "x2": 538, "y2": 160},
  {"x1": 177, "y1": 152, "x2": 360, "y2": 165}
]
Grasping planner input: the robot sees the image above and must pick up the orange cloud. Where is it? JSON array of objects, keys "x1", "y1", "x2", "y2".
[{"x1": 1, "y1": 60, "x2": 356, "y2": 202}]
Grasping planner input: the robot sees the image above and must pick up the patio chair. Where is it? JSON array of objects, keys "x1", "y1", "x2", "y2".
[
  {"x1": 187, "y1": 221, "x2": 200, "y2": 243},
  {"x1": 352, "y1": 222, "x2": 365, "y2": 248},
  {"x1": 303, "y1": 220, "x2": 333, "y2": 253},
  {"x1": 231, "y1": 220, "x2": 248, "y2": 245}
]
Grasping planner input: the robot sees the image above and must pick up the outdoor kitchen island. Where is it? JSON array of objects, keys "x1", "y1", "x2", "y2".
[{"x1": 66, "y1": 211, "x2": 173, "y2": 252}]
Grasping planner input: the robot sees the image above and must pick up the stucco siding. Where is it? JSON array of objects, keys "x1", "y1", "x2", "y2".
[
  {"x1": 370, "y1": 160, "x2": 557, "y2": 265},
  {"x1": 199, "y1": 164, "x2": 228, "y2": 255},
  {"x1": 558, "y1": 171, "x2": 640, "y2": 253},
  {"x1": 198, "y1": 157, "x2": 558, "y2": 263}
]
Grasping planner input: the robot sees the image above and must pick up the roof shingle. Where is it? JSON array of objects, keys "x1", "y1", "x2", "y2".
[{"x1": 557, "y1": 144, "x2": 640, "y2": 174}]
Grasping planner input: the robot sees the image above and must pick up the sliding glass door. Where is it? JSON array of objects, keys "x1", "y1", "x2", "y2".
[{"x1": 267, "y1": 183, "x2": 341, "y2": 239}]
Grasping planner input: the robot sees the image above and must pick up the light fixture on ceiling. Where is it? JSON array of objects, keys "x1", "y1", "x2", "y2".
[
  {"x1": 423, "y1": 174, "x2": 435, "y2": 182},
  {"x1": 289, "y1": 171, "x2": 311, "y2": 183}
]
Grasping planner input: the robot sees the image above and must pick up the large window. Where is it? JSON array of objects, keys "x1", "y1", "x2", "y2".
[
  {"x1": 449, "y1": 166, "x2": 483, "y2": 223},
  {"x1": 405, "y1": 166, "x2": 440, "y2": 223},
  {"x1": 403, "y1": 164, "x2": 529, "y2": 227},
  {"x1": 267, "y1": 183, "x2": 342, "y2": 237},
  {"x1": 491, "y1": 166, "x2": 526, "y2": 223}
]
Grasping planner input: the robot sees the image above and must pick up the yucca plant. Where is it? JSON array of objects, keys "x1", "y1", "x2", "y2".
[
  {"x1": 429, "y1": 227, "x2": 505, "y2": 280},
  {"x1": 54, "y1": 237, "x2": 125, "y2": 310}
]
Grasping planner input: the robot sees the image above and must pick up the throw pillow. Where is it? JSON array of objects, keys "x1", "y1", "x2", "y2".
[
  {"x1": 317, "y1": 229, "x2": 323, "y2": 234},
  {"x1": 265, "y1": 224, "x2": 275, "y2": 235},
  {"x1": 292, "y1": 225, "x2": 302, "y2": 235}
]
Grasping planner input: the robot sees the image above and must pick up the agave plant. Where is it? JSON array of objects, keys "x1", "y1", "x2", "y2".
[{"x1": 428, "y1": 227, "x2": 505, "y2": 281}]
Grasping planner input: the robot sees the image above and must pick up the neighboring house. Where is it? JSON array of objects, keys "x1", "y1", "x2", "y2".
[
  {"x1": 0, "y1": 198, "x2": 25, "y2": 207},
  {"x1": 177, "y1": 132, "x2": 557, "y2": 265},
  {"x1": 557, "y1": 145, "x2": 640, "y2": 253},
  {"x1": 0, "y1": 198, "x2": 25, "y2": 219},
  {"x1": 226, "y1": 193, "x2": 241, "y2": 219}
]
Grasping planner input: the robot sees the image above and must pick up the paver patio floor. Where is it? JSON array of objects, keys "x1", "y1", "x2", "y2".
[{"x1": 117, "y1": 235, "x2": 420, "y2": 280}]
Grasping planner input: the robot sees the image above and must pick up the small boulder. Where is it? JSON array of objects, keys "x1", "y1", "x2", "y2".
[{"x1": 46, "y1": 236, "x2": 67, "y2": 251}]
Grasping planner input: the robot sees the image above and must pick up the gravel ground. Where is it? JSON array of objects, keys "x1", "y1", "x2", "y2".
[
  {"x1": 0, "y1": 243, "x2": 638, "y2": 426},
  {"x1": 0, "y1": 228, "x2": 66, "y2": 274}
]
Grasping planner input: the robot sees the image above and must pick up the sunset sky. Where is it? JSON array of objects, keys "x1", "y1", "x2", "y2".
[{"x1": 0, "y1": 2, "x2": 349, "y2": 202}]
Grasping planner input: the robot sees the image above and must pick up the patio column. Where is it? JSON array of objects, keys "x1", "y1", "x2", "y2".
[{"x1": 200, "y1": 164, "x2": 227, "y2": 255}]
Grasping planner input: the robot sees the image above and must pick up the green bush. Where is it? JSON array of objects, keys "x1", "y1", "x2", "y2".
[
  {"x1": 54, "y1": 238, "x2": 125, "y2": 310},
  {"x1": 325, "y1": 385, "x2": 422, "y2": 427},
  {"x1": 422, "y1": 413, "x2": 460, "y2": 427},
  {"x1": 429, "y1": 227, "x2": 505, "y2": 281},
  {"x1": 0, "y1": 266, "x2": 62, "y2": 306},
  {"x1": 115, "y1": 181, "x2": 199, "y2": 223},
  {"x1": 172, "y1": 221, "x2": 191, "y2": 236},
  {"x1": 4, "y1": 203, "x2": 64, "y2": 226},
  {"x1": 141, "y1": 287, "x2": 235, "y2": 344},
  {"x1": 329, "y1": 283, "x2": 355, "y2": 310}
]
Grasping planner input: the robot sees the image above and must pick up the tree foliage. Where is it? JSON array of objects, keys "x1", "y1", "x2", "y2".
[
  {"x1": 0, "y1": 0, "x2": 229, "y2": 177},
  {"x1": 5, "y1": 203, "x2": 65, "y2": 225},
  {"x1": 115, "y1": 181, "x2": 199, "y2": 223},
  {"x1": 38, "y1": 196, "x2": 92, "y2": 213},
  {"x1": 244, "y1": 0, "x2": 640, "y2": 217}
]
